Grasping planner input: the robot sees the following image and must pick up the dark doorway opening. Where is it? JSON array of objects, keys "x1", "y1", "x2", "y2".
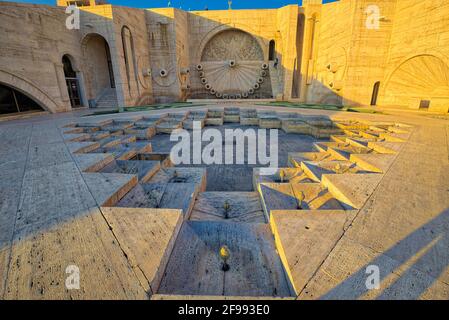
[
  {"x1": 419, "y1": 100, "x2": 431, "y2": 110},
  {"x1": 370, "y1": 81, "x2": 380, "y2": 106},
  {"x1": 104, "y1": 41, "x2": 116, "y2": 89},
  {"x1": 269, "y1": 40, "x2": 276, "y2": 61},
  {"x1": 62, "y1": 55, "x2": 83, "y2": 108},
  {"x1": 0, "y1": 83, "x2": 44, "y2": 115}
]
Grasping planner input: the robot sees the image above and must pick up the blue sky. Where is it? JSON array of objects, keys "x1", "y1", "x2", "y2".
[{"x1": 2, "y1": 0, "x2": 338, "y2": 10}]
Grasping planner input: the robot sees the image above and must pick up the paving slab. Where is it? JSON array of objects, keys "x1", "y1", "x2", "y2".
[
  {"x1": 270, "y1": 210, "x2": 357, "y2": 295},
  {"x1": 0, "y1": 180, "x2": 22, "y2": 249},
  {"x1": 82, "y1": 173, "x2": 138, "y2": 207},
  {"x1": 158, "y1": 221, "x2": 293, "y2": 297},
  {"x1": 322, "y1": 173, "x2": 383, "y2": 209},
  {"x1": 16, "y1": 162, "x2": 97, "y2": 229},
  {"x1": 298, "y1": 237, "x2": 449, "y2": 300},
  {"x1": 190, "y1": 192, "x2": 265, "y2": 223},
  {"x1": 27, "y1": 143, "x2": 73, "y2": 170},
  {"x1": 29, "y1": 125, "x2": 63, "y2": 145},
  {"x1": 0, "y1": 151, "x2": 26, "y2": 182},
  {"x1": 0, "y1": 125, "x2": 32, "y2": 148},
  {"x1": 343, "y1": 179, "x2": 449, "y2": 284},
  {"x1": 4, "y1": 207, "x2": 147, "y2": 300},
  {"x1": 0, "y1": 247, "x2": 9, "y2": 298},
  {"x1": 101, "y1": 207, "x2": 183, "y2": 295}
]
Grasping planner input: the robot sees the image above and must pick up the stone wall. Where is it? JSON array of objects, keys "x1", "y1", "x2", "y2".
[
  {"x1": 111, "y1": 6, "x2": 153, "y2": 106},
  {"x1": 145, "y1": 8, "x2": 182, "y2": 103},
  {"x1": 307, "y1": 0, "x2": 449, "y2": 111},
  {"x1": 379, "y1": 0, "x2": 449, "y2": 112},
  {"x1": 0, "y1": 2, "x2": 83, "y2": 112},
  {"x1": 1, "y1": 0, "x2": 448, "y2": 113}
]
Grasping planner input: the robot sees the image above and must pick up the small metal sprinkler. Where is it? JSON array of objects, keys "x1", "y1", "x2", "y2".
[
  {"x1": 297, "y1": 191, "x2": 305, "y2": 210},
  {"x1": 219, "y1": 245, "x2": 230, "y2": 272},
  {"x1": 223, "y1": 200, "x2": 231, "y2": 219},
  {"x1": 279, "y1": 169, "x2": 286, "y2": 183},
  {"x1": 335, "y1": 163, "x2": 342, "y2": 173}
]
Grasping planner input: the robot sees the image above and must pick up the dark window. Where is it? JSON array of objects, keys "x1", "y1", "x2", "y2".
[
  {"x1": 0, "y1": 84, "x2": 44, "y2": 115},
  {"x1": 62, "y1": 55, "x2": 77, "y2": 78},
  {"x1": 269, "y1": 40, "x2": 276, "y2": 61},
  {"x1": 370, "y1": 81, "x2": 380, "y2": 106},
  {"x1": 62, "y1": 55, "x2": 82, "y2": 108},
  {"x1": 104, "y1": 39, "x2": 116, "y2": 88}
]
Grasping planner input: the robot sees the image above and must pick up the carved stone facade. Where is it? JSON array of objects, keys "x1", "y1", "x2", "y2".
[
  {"x1": 0, "y1": 0, "x2": 448, "y2": 113},
  {"x1": 201, "y1": 30, "x2": 264, "y2": 62}
]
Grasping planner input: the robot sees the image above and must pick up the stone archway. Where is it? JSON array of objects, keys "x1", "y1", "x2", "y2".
[
  {"x1": 81, "y1": 33, "x2": 117, "y2": 106},
  {"x1": 0, "y1": 69, "x2": 60, "y2": 113},
  {"x1": 382, "y1": 54, "x2": 449, "y2": 111},
  {"x1": 195, "y1": 29, "x2": 272, "y2": 99}
]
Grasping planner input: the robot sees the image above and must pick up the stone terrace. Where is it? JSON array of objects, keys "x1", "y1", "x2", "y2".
[{"x1": 0, "y1": 104, "x2": 448, "y2": 300}]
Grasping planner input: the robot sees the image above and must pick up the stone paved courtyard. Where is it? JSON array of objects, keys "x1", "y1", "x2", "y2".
[{"x1": 0, "y1": 103, "x2": 448, "y2": 300}]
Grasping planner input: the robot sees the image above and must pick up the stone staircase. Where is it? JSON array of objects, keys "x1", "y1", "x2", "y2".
[
  {"x1": 95, "y1": 88, "x2": 118, "y2": 108},
  {"x1": 60, "y1": 110, "x2": 414, "y2": 299}
]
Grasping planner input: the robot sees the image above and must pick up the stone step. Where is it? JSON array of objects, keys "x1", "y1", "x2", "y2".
[
  {"x1": 190, "y1": 192, "x2": 265, "y2": 223},
  {"x1": 321, "y1": 173, "x2": 383, "y2": 209},
  {"x1": 350, "y1": 153, "x2": 396, "y2": 174},
  {"x1": 288, "y1": 152, "x2": 333, "y2": 167},
  {"x1": 100, "y1": 159, "x2": 161, "y2": 182},
  {"x1": 253, "y1": 167, "x2": 311, "y2": 188},
  {"x1": 269, "y1": 209, "x2": 358, "y2": 295},
  {"x1": 367, "y1": 141, "x2": 403, "y2": 154},
  {"x1": 101, "y1": 207, "x2": 183, "y2": 295},
  {"x1": 116, "y1": 183, "x2": 199, "y2": 219},
  {"x1": 82, "y1": 172, "x2": 138, "y2": 207},
  {"x1": 379, "y1": 132, "x2": 409, "y2": 142},
  {"x1": 146, "y1": 167, "x2": 207, "y2": 191},
  {"x1": 73, "y1": 153, "x2": 115, "y2": 172},
  {"x1": 345, "y1": 137, "x2": 373, "y2": 148},
  {"x1": 257, "y1": 182, "x2": 345, "y2": 218}
]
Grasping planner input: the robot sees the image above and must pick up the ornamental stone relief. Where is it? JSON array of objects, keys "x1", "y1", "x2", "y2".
[{"x1": 201, "y1": 29, "x2": 264, "y2": 62}]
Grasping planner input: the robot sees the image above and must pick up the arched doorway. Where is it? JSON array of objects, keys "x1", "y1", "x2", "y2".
[
  {"x1": 62, "y1": 55, "x2": 82, "y2": 108},
  {"x1": 0, "y1": 83, "x2": 44, "y2": 115},
  {"x1": 82, "y1": 33, "x2": 117, "y2": 107},
  {"x1": 370, "y1": 81, "x2": 380, "y2": 106}
]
